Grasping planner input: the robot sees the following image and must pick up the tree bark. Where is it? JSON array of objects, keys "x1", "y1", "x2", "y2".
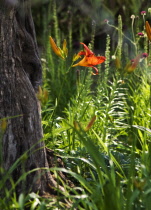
[{"x1": 0, "y1": 0, "x2": 62, "y2": 195}]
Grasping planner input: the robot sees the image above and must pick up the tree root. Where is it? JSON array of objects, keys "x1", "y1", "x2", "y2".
[{"x1": 46, "y1": 147, "x2": 74, "y2": 189}]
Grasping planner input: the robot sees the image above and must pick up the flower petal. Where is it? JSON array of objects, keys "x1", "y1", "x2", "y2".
[
  {"x1": 72, "y1": 53, "x2": 81, "y2": 62},
  {"x1": 72, "y1": 56, "x2": 91, "y2": 67},
  {"x1": 86, "y1": 55, "x2": 106, "y2": 65},
  {"x1": 91, "y1": 66, "x2": 99, "y2": 75},
  {"x1": 80, "y1": 42, "x2": 94, "y2": 55},
  {"x1": 78, "y1": 51, "x2": 86, "y2": 56},
  {"x1": 49, "y1": 36, "x2": 64, "y2": 59},
  {"x1": 145, "y1": 21, "x2": 151, "y2": 41}
]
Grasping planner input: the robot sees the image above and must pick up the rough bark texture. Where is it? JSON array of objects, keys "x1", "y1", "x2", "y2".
[{"x1": 0, "y1": 0, "x2": 63, "y2": 195}]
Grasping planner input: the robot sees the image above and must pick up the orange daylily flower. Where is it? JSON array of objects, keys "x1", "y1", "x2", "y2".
[
  {"x1": 49, "y1": 36, "x2": 68, "y2": 59},
  {"x1": 145, "y1": 21, "x2": 151, "y2": 41},
  {"x1": 72, "y1": 43, "x2": 106, "y2": 75}
]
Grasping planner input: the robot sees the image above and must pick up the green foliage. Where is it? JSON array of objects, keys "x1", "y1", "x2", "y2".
[{"x1": 40, "y1": 5, "x2": 151, "y2": 209}]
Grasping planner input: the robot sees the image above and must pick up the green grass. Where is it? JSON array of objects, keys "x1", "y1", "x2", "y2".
[{"x1": 1, "y1": 2, "x2": 151, "y2": 209}]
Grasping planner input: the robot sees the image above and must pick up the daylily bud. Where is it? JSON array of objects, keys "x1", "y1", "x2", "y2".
[
  {"x1": 73, "y1": 121, "x2": 80, "y2": 131},
  {"x1": 37, "y1": 86, "x2": 49, "y2": 105},
  {"x1": 62, "y1": 39, "x2": 68, "y2": 58},
  {"x1": 145, "y1": 21, "x2": 151, "y2": 41},
  {"x1": 49, "y1": 36, "x2": 64, "y2": 59},
  {"x1": 72, "y1": 53, "x2": 81, "y2": 62},
  {"x1": 85, "y1": 116, "x2": 96, "y2": 131}
]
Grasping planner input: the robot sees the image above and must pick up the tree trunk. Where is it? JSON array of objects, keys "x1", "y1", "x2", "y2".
[{"x1": 0, "y1": 0, "x2": 62, "y2": 196}]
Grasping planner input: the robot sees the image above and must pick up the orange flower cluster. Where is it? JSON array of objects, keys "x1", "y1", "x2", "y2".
[
  {"x1": 49, "y1": 37, "x2": 106, "y2": 75},
  {"x1": 49, "y1": 36, "x2": 68, "y2": 59},
  {"x1": 72, "y1": 43, "x2": 106, "y2": 75}
]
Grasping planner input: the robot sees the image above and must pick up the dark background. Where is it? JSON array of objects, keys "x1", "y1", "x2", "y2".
[{"x1": 31, "y1": 0, "x2": 149, "y2": 55}]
